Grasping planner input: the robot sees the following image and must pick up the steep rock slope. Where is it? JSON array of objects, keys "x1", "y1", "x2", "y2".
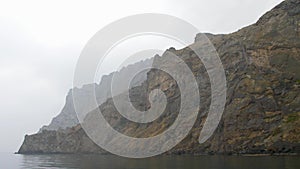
[
  {"x1": 19, "y1": 0, "x2": 300, "y2": 155},
  {"x1": 39, "y1": 59, "x2": 153, "y2": 131}
]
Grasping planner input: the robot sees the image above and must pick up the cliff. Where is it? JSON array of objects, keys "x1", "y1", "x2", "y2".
[
  {"x1": 19, "y1": 0, "x2": 300, "y2": 155},
  {"x1": 39, "y1": 58, "x2": 153, "y2": 131}
]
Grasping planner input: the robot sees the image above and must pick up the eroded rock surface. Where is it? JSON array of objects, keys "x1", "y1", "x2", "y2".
[{"x1": 19, "y1": 0, "x2": 300, "y2": 155}]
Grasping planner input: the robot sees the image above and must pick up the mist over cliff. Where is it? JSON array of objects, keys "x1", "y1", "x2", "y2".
[{"x1": 19, "y1": 0, "x2": 300, "y2": 155}]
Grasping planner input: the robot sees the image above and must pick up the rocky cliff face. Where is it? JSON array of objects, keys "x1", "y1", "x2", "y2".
[
  {"x1": 19, "y1": 0, "x2": 300, "y2": 155},
  {"x1": 39, "y1": 58, "x2": 153, "y2": 132}
]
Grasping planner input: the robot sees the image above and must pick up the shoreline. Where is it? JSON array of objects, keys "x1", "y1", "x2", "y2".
[{"x1": 15, "y1": 152, "x2": 300, "y2": 157}]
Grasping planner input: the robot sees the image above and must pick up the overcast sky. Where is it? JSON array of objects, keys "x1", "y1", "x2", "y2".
[{"x1": 0, "y1": 0, "x2": 283, "y2": 153}]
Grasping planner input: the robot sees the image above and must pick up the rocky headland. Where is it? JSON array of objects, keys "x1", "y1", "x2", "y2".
[{"x1": 19, "y1": 0, "x2": 300, "y2": 155}]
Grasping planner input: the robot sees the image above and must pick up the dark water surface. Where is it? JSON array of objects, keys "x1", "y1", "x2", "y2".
[{"x1": 1, "y1": 153, "x2": 299, "y2": 169}]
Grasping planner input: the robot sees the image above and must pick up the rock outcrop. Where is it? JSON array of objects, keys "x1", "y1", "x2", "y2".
[
  {"x1": 39, "y1": 58, "x2": 153, "y2": 132},
  {"x1": 19, "y1": 0, "x2": 300, "y2": 155}
]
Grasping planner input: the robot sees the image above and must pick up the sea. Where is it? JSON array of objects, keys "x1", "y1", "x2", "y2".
[{"x1": 1, "y1": 153, "x2": 299, "y2": 169}]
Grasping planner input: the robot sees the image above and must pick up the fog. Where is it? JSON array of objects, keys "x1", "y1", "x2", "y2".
[{"x1": 0, "y1": 0, "x2": 283, "y2": 152}]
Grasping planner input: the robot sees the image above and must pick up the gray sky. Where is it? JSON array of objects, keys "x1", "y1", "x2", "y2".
[{"x1": 0, "y1": 0, "x2": 283, "y2": 153}]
